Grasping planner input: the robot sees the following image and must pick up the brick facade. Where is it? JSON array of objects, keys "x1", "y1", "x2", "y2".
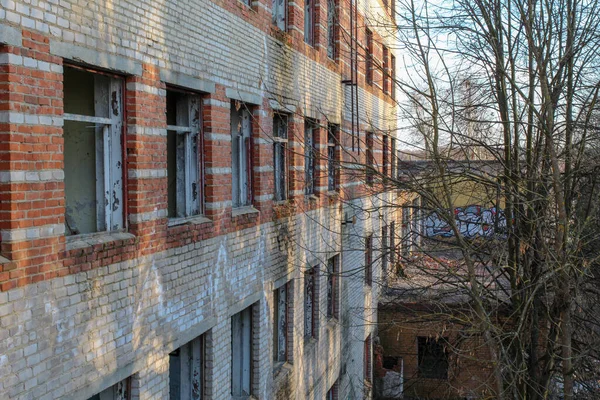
[{"x1": 0, "y1": 0, "x2": 397, "y2": 397}]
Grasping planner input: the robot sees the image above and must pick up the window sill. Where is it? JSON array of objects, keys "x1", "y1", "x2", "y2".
[
  {"x1": 304, "y1": 336, "x2": 317, "y2": 347},
  {"x1": 168, "y1": 214, "x2": 212, "y2": 227},
  {"x1": 305, "y1": 194, "x2": 318, "y2": 201},
  {"x1": 327, "y1": 190, "x2": 339, "y2": 197},
  {"x1": 273, "y1": 361, "x2": 293, "y2": 378},
  {"x1": 66, "y1": 231, "x2": 135, "y2": 251},
  {"x1": 232, "y1": 206, "x2": 260, "y2": 218}
]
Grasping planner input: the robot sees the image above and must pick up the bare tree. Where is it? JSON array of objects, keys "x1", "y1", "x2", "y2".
[{"x1": 368, "y1": 0, "x2": 600, "y2": 399}]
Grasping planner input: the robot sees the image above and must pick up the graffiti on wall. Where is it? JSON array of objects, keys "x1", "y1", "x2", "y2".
[{"x1": 426, "y1": 205, "x2": 506, "y2": 238}]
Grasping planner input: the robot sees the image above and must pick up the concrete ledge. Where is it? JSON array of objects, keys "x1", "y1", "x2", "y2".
[
  {"x1": 0, "y1": 24, "x2": 22, "y2": 47},
  {"x1": 231, "y1": 206, "x2": 260, "y2": 218},
  {"x1": 227, "y1": 290, "x2": 262, "y2": 318},
  {"x1": 226, "y1": 87, "x2": 262, "y2": 105},
  {"x1": 269, "y1": 99, "x2": 297, "y2": 114},
  {"x1": 160, "y1": 69, "x2": 216, "y2": 94},
  {"x1": 167, "y1": 214, "x2": 212, "y2": 227},
  {"x1": 65, "y1": 231, "x2": 135, "y2": 252},
  {"x1": 50, "y1": 41, "x2": 143, "y2": 76}
]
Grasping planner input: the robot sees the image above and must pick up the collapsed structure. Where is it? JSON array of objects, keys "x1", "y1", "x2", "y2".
[{"x1": 0, "y1": 0, "x2": 398, "y2": 398}]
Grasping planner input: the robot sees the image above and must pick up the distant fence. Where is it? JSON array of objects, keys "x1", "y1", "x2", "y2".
[{"x1": 425, "y1": 205, "x2": 506, "y2": 238}]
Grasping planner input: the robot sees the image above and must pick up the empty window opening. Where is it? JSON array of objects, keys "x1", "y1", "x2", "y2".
[
  {"x1": 327, "y1": 124, "x2": 339, "y2": 192},
  {"x1": 402, "y1": 205, "x2": 411, "y2": 256},
  {"x1": 383, "y1": 135, "x2": 389, "y2": 177},
  {"x1": 382, "y1": 225, "x2": 388, "y2": 276},
  {"x1": 391, "y1": 137, "x2": 397, "y2": 178},
  {"x1": 327, "y1": 379, "x2": 339, "y2": 400},
  {"x1": 390, "y1": 222, "x2": 396, "y2": 268},
  {"x1": 417, "y1": 337, "x2": 449, "y2": 379},
  {"x1": 272, "y1": 0, "x2": 286, "y2": 30},
  {"x1": 327, "y1": 0, "x2": 338, "y2": 59},
  {"x1": 273, "y1": 282, "x2": 291, "y2": 364},
  {"x1": 231, "y1": 102, "x2": 253, "y2": 208},
  {"x1": 232, "y1": 305, "x2": 255, "y2": 398},
  {"x1": 391, "y1": 54, "x2": 396, "y2": 100},
  {"x1": 365, "y1": 234, "x2": 373, "y2": 285},
  {"x1": 63, "y1": 66, "x2": 123, "y2": 236},
  {"x1": 304, "y1": 0, "x2": 315, "y2": 45},
  {"x1": 364, "y1": 335, "x2": 372, "y2": 382},
  {"x1": 383, "y1": 45, "x2": 390, "y2": 94},
  {"x1": 167, "y1": 89, "x2": 202, "y2": 219},
  {"x1": 169, "y1": 335, "x2": 205, "y2": 400},
  {"x1": 366, "y1": 131, "x2": 374, "y2": 185},
  {"x1": 304, "y1": 267, "x2": 317, "y2": 338},
  {"x1": 366, "y1": 29, "x2": 373, "y2": 85},
  {"x1": 304, "y1": 120, "x2": 317, "y2": 195},
  {"x1": 326, "y1": 255, "x2": 339, "y2": 319},
  {"x1": 411, "y1": 197, "x2": 421, "y2": 252},
  {"x1": 273, "y1": 114, "x2": 288, "y2": 201},
  {"x1": 87, "y1": 377, "x2": 131, "y2": 400}
]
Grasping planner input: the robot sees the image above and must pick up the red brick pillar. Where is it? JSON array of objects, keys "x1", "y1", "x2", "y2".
[
  {"x1": 251, "y1": 101, "x2": 272, "y2": 216},
  {"x1": 287, "y1": 114, "x2": 305, "y2": 203},
  {"x1": 0, "y1": 31, "x2": 64, "y2": 290},
  {"x1": 202, "y1": 85, "x2": 231, "y2": 225},
  {"x1": 125, "y1": 63, "x2": 167, "y2": 255}
]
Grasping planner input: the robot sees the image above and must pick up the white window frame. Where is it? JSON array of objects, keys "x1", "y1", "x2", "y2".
[
  {"x1": 327, "y1": 0, "x2": 337, "y2": 59},
  {"x1": 304, "y1": 267, "x2": 317, "y2": 338},
  {"x1": 232, "y1": 305, "x2": 254, "y2": 398},
  {"x1": 63, "y1": 68, "x2": 123, "y2": 235},
  {"x1": 169, "y1": 335, "x2": 204, "y2": 400},
  {"x1": 273, "y1": 282, "x2": 290, "y2": 364},
  {"x1": 273, "y1": 114, "x2": 288, "y2": 201},
  {"x1": 231, "y1": 104, "x2": 253, "y2": 208},
  {"x1": 304, "y1": 0, "x2": 314, "y2": 45},
  {"x1": 304, "y1": 120, "x2": 316, "y2": 195},
  {"x1": 167, "y1": 90, "x2": 202, "y2": 220},
  {"x1": 272, "y1": 0, "x2": 287, "y2": 30}
]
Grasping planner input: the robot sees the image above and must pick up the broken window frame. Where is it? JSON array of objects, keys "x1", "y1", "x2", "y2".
[
  {"x1": 326, "y1": 379, "x2": 339, "y2": 400},
  {"x1": 87, "y1": 377, "x2": 131, "y2": 400},
  {"x1": 391, "y1": 137, "x2": 397, "y2": 179},
  {"x1": 167, "y1": 89, "x2": 203, "y2": 220},
  {"x1": 273, "y1": 282, "x2": 290, "y2": 364},
  {"x1": 326, "y1": 255, "x2": 339, "y2": 319},
  {"x1": 232, "y1": 305, "x2": 254, "y2": 398},
  {"x1": 304, "y1": 120, "x2": 317, "y2": 196},
  {"x1": 383, "y1": 134, "x2": 389, "y2": 177},
  {"x1": 391, "y1": 54, "x2": 396, "y2": 100},
  {"x1": 366, "y1": 29, "x2": 374, "y2": 85},
  {"x1": 327, "y1": 124, "x2": 339, "y2": 192},
  {"x1": 381, "y1": 225, "x2": 388, "y2": 276},
  {"x1": 417, "y1": 336, "x2": 449, "y2": 380},
  {"x1": 304, "y1": 267, "x2": 317, "y2": 339},
  {"x1": 364, "y1": 334, "x2": 372, "y2": 383},
  {"x1": 231, "y1": 102, "x2": 254, "y2": 208},
  {"x1": 304, "y1": 0, "x2": 315, "y2": 46},
  {"x1": 326, "y1": 0, "x2": 338, "y2": 59},
  {"x1": 383, "y1": 45, "x2": 390, "y2": 95},
  {"x1": 411, "y1": 197, "x2": 421, "y2": 252},
  {"x1": 402, "y1": 205, "x2": 411, "y2": 256},
  {"x1": 365, "y1": 234, "x2": 373, "y2": 285},
  {"x1": 63, "y1": 65, "x2": 124, "y2": 236},
  {"x1": 389, "y1": 221, "x2": 396, "y2": 268},
  {"x1": 366, "y1": 131, "x2": 374, "y2": 186},
  {"x1": 273, "y1": 113, "x2": 288, "y2": 202},
  {"x1": 169, "y1": 335, "x2": 205, "y2": 400},
  {"x1": 272, "y1": 0, "x2": 287, "y2": 30}
]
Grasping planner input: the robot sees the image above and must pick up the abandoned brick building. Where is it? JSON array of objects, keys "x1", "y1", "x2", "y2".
[{"x1": 0, "y1": 0, "x2": 398, "y2": 398}]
